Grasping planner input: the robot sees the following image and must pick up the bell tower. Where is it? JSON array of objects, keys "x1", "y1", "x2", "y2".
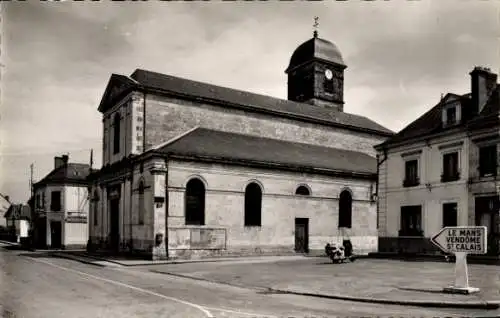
[{"x1": 285, "y1": 20, "x2": 347, "y2": 111}]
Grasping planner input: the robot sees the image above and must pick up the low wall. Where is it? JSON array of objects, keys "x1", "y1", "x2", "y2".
[{"x1": 378, "y1": 237, "x2": 442, "y2": 254}]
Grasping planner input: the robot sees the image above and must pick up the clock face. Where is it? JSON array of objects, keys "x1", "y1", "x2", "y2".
[{"x1": 325, "y1": 69, "x2": 333, "y2": 80}]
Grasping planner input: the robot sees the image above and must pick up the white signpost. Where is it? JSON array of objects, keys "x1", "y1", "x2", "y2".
[{"x1": 430, "y1": 226, "x2": 487, "y2": 294}]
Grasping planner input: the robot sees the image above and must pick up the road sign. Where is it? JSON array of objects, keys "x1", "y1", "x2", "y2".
[
  {"x1": 430, "y1": 226, "x2": 487, "y2": 295},
  {"x1": 430, "y1": 226, "x2": 487, "y2": 255}
]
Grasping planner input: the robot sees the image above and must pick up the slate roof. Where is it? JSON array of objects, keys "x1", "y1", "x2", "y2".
[
  {"x1": 34, "y1": 163, "x2": 96, "y2": 187},
  {"x1": 98, "y1": 69, "x2": 393, "y2": 137},
  {"x1": 376, "y1": 85, "x2": 500, "y2": 148},
  {"x1": 153, "y1": 128, "x2": 377, "y2": 175},
  {"x1": 466, "y1": 86, "x2": 500, "y2": 130},
  {"x1": 4, "y1": 204, "x2": 31, "y2": 221}
]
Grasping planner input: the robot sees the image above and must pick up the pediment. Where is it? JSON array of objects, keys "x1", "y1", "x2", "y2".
[
  {"x1": 442, "y1": 93, "x2": 460, "y2": 104},
  {"x1": 97, "y1": 74, "x2": 138, "y2": 113}
]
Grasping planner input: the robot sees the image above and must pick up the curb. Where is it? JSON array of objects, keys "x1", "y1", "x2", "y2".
[
  {"x1": 71, "y1": 254, "x2": 310, "y2": 267},
  {"x1": 150, "y1": 270, "x2": 270, "y2": 292},
  {"x1": 51, "y1": 253, "x2": 107, "y2": 268},
  {"x1": 112, "y1": 258, "x2": 234, "y2": 267},
  {"x1": 269, "y1": 289, "x2": 500, "y2": 310},
  {"x1": 152, "y1": 270, "x2": 500, "y2": 310},
  {"x1": 0, "y1": 240, "x2": 19, "y2": 246},
  {"x1": 367, "y1": 253, "x2": 500, "y2": 266}
]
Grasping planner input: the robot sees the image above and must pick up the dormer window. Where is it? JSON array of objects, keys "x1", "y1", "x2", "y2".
[
  {"x1": 446, "y1": 107, "x2": 457, "y2": 125},
  {"x1": 442, "y1": 103, "x2": 461, "y2": 127}
]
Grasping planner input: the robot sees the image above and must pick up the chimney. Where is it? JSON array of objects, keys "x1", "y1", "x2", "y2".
[
  {"x1": 4, "y1": 195, "x2": 9, "y2": 202},
  {"x1": 470, "y1": 66, "x2": 498, "y2": 114},
  {"x1": 54, "y1": 155, "x2": 69, "y2": 169}
]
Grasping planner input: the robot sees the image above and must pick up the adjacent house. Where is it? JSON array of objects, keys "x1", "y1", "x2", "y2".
[
  {"x1": 4, "y1": 204, "x2": 31, "y2": 243},
  {"x1": 32, "y1": 155, "x2": 94, "y2": 249},
  {"x1": 0, "y1": 194, "x2": 11, "y2": 228},
  {"x1": 88, "y1": 31, "x2": 393, "y2": 260},
  {"x1": 375, "y1": 66, "x2": 500, "y2": 257}
]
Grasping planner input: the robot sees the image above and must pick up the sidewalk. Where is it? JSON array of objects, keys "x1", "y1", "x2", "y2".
[
  {"x1": 369, "y1": 252, "x2": 500, "y2": 265},
  {"x1": 0, "y1": 240, "x2": 19, "y2": 246},
  {"x1": 50, "y1": 252, "x2": 124, "y2": 267},
  {"x1": 142, "y1": 257, "x2": 500, "y2": 309},
  {"x1": 56, "y1": 250, "x2": 309, "y2": 266}
]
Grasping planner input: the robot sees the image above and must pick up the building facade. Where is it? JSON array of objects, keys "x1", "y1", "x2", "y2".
[
  {"x1": 0, "y1": 194, "x2": 11, "y2": 228},
  {"x1": 32, "y1": 155, "x2": 93, "y2": 249},
  {"x1": 88, "y1": 32, "x2": 393, "y2": 260},
  {"x1": 4, "y1": 204, "x2": 30, "y2": 243},
  {"x1": 376, "y1": 67, "x2": 500, "y2": 256}
]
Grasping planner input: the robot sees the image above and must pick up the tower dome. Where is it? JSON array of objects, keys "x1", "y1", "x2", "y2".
[
  {"x1": 285, "y1": 33, "x2": 345, "y2": 73},
  {"x1": 285, "y1": 31, "x2": 347, "y2": 111}
]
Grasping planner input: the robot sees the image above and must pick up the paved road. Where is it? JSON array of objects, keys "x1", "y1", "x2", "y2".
[
  {"x1": 143, "y1": 256, "x2": 500, "y2": 304},
  {"x1": 0, "y1": 244, "x2": 498, "y2": 318}
]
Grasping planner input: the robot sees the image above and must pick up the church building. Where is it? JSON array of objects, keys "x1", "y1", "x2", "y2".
[{"x1": 87, "y1": 31, "x2": 394, "y2": 260}]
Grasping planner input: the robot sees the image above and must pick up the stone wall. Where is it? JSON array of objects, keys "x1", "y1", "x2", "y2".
[
  {"x1": 88, "y1": 159, "x2": 161, "y2": 254},
  {"x1": 144, "y1": 94, "x2": 386, "y2": 157},
  {"x1": 165, "y1": 159, "x2": 378, "y2": 260},
  {"x1": 102, "y1": 92, "x2": 145, "y2": 166}
]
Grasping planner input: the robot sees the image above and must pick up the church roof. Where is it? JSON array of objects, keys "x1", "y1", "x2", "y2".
[
  {"x1": 286, "y1": 35, "x2": 345, "y2": 72},
  {"x1": 99, "y1": 69, "x2": 392, "y2": 136},
  {"x1": 33, "y1": 163, "x2": 96, "y2": 188},
  {"x1": 153, "y1": 128, "x2": 377, "y2": 177}
]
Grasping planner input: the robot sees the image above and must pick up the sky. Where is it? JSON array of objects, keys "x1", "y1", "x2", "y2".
[{"x1": 1, "y1": 1, "x2": 499, "y2": 204}]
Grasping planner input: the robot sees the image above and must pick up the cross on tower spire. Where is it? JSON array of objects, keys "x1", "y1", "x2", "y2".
[{"x1": 313, "y1": 16, "x2": 319, "y2": 38}]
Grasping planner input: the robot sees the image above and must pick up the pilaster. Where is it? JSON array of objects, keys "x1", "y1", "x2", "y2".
[
  {"x1": 131, "y1": 92, "x2": 145, "y2": 155},
  {"x1": 150, "y1": 161, "x2": 168, "y2": 259},
  {"x1": 101, "y1": 185, "x2": 108, "y2": 241}
]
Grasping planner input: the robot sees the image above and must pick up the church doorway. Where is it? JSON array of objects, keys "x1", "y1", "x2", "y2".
[
  {"x1": 109, "y1": 198, "x2": 120, "y2": 252},
  {"x1": 294, "y1": 218, "x2": 309, "y2": 253}
]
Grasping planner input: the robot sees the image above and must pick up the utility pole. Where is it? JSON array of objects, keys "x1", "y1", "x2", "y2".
[
  {"x1": 29, "y1": 163, "x2": 35, "y2": 248},
  {"x1": 90, "y1": 149, "x2": 94, "y2": 171},
  {"x1": 30, "y1": 163, "x2": 34, "y2": 198}
]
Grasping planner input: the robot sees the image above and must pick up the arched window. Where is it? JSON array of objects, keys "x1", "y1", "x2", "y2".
[
  {"x1": 92, "y1": 190, "x2": 100, "y2": 226},
  {"x1": 295, "y1": 185, "x2": 311, "y2": 196},
  {"x1": 138, "y1": 181, "x2": 145, "y2": 225},
  {"x1": 113, "y1": 113, "x2": 120, "y2": 154},
  {"x1": 185, "y1": 178, "x2": 205, "y2": 225},
  {"x1": 338, "y1": 190, "x2": 352, "y2": 228},
  {"x1": 244, "y1": 182, "x2": 262, "y2": 227}
]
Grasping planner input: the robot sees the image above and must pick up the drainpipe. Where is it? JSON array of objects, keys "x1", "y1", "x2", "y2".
[
  {"x1": 376, "y1": 147, "x2": 388, "y2": 229},
  {"x1": 164, "y1": 157, "x2": 169, "y2": 259},
  {"x1": 129, "y1": 164, "x2": 134, "y2": 252},
  {"x1": 143, "y1": 92, "x2": 147, "y2": 151}
]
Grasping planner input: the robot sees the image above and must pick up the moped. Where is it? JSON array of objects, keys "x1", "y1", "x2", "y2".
[{"x1": 325, "y1": 241, "x2": 356, "y2": 263}]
